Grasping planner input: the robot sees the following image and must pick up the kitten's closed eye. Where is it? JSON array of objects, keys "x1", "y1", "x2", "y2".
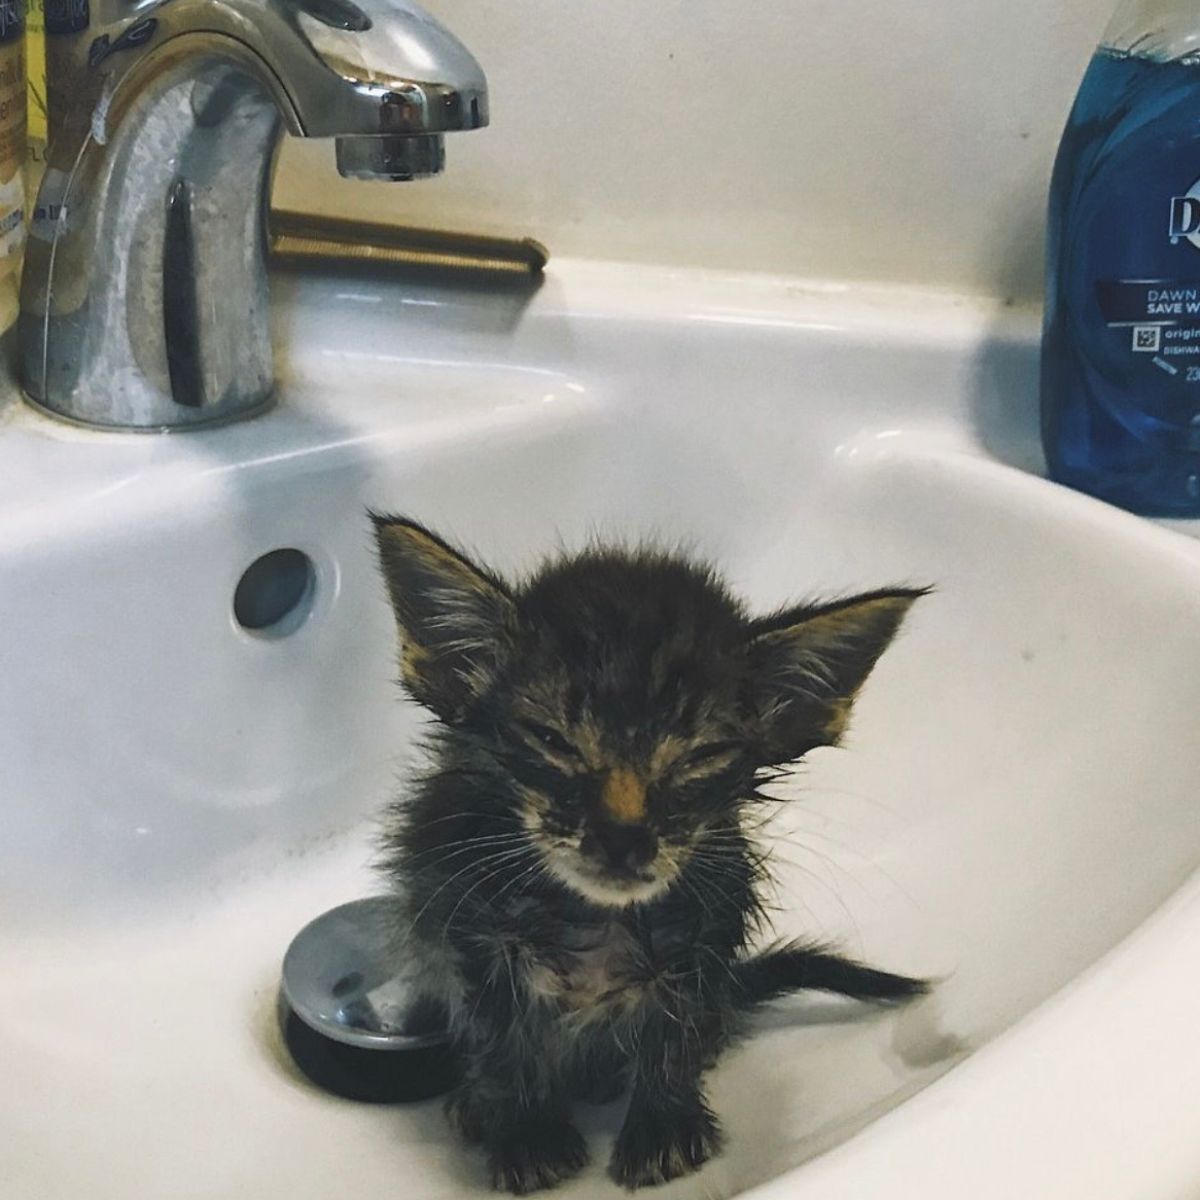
[
  {"x1": 673, "y1": 742, "x2": 742, "y2": 778},
  {"x1": 519, "y1": 721, "x2": 580, "y2": 762}
]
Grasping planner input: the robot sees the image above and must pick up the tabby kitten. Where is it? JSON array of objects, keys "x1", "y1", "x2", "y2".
[{"x1": 373, "y1": 517, "x2": 926, "y2": 1194}]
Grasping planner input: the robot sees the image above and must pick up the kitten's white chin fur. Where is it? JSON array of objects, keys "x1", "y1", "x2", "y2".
[{"x1": 544, "y1": 852, "x2": 673, "y2": 908}]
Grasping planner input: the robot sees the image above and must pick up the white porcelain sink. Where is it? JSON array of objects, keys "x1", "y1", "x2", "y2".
[{"x1": 6, "y1": 260, "x2": 1200, "y2": 1200}]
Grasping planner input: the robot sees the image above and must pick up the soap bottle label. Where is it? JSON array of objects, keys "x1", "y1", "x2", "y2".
[
  {"x1": 0, "y1": 0, "x2": 23, "y2": 268},
  {"x1": 1094, "y1": 277, "x2": 1200, "y2": 376}
]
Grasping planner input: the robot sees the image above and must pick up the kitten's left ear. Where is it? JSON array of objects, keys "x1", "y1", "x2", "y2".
[
  {"x1": 747, "y1": 588, "x2": 926, "y2": 762},
  {"x1": 371, "y1": 515, "x2": 516, "y2": 723}
]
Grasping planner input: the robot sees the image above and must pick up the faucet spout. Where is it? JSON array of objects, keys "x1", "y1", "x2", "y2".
[
  {"x1": 19, "y1": 0, "x2": 488, "y2": 430},
  {"x1": 335, "y1": 133, "x2": 446, "y2": 181}
]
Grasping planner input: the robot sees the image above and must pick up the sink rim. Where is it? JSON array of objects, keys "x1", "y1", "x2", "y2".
[{"x1": 3, "y1": 256, "x2": 1199, "y2": 1200}]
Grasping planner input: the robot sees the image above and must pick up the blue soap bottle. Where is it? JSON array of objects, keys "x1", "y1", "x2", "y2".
[{"x1": 1043, "y1": 1, "x2": 1200, "y2": 514}]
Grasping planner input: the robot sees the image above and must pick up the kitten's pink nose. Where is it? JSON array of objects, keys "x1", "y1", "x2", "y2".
[{"x1": 587, "y1": 821, "x2": 658, "y2": 874}]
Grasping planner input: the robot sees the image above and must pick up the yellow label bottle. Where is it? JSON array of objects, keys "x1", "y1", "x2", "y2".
[
  {"x1": 25, "y1": 0, "x2": 42, "y2": 213},
  {"x1": 0, "y1": 0, "x2": 24, "y2": 335}
]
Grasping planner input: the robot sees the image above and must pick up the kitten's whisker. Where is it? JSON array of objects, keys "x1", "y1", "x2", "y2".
[
  {"x1": 452, "y1": 847, "x2": 540, "y2": 926},
  {"x1": 767, "y1": 838, "x2": 922, "y2": 915},
  {"x1": 398, "y1": 843, "x2": 534, "y2": 945},
  {"x1": 673, "y1": 870, "x2": 715, "y2": 927},
  {"x1": 685, "y1": 852, "x2": 775, "y2": 931},
  {"x1": 439, "y1": 845, "x2": 541, "y2": 942},
  {"x1": 739, "y1": 811, "x2": 873, "y2": 849},
  {"x1": 682, "y1": 857, "x2": 749, "y2": 913},
  {"x1": 766, "y1": 855, "x2": 865, "y2": 952},
  {"x1": 713, "y1": 823, "x2": 869, "y2": 948},
  {"x1": 401, "y1": 831, "x2": 528, "y2": 870},
  {"x1": 702, "y1": 943, "x2": 745, "y2": 995},
  {"x1": 709, "y1": 824, "x2": 857, "y2": 874},
  {"x1": 771, "y1": 826, "x2": 917, "y2": 902},
  {"x1": 774, "y1": 825, "x2": 878, "y2": 861},
  {"x1": 404, "y1": 829, "x2": 527, "y2": 855},
  {"x1": 486, "y1": 853, "x2": 552, "y2": 916},
  {"x1": 734, "y1": 809, "x2": 913, "y2": 899},
  {"x1": 398, "y1": 810, "x2": 522, "y2": 828},
  {"x1": 786, "y1": 782, "x2": 906, "y2": 821}
]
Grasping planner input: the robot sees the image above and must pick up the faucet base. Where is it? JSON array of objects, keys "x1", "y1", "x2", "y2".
[{"x1": 20, "y1": 389, "x2": 277, "y2": 434}]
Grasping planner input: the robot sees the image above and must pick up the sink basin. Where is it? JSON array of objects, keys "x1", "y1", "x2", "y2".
[{"x1": 6, "y1": 260, "x2": 1200, "y2": 1200}]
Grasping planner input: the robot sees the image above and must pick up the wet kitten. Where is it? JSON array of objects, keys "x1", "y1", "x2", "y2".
[{"x1": 373, "y1": 517, "x2": 927, "y2": 1193}]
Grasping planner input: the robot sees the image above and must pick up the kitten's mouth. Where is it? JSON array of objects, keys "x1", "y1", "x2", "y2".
[{"x1": 542, "y1": 848, "x2": 675, "y2": 908}]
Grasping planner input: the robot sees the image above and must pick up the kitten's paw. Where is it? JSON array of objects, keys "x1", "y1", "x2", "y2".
[
  {"x1": 610, "y1": 1104, "x2": 723, "y2": 1190},
  {"x1": 489, "y1": 1118, "x2": 590, "y2": 1194}
]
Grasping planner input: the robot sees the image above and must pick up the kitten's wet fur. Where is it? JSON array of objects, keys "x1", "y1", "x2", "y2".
[{"x1": 373, "y1": 516, "x2": 927, "y2": 1193}]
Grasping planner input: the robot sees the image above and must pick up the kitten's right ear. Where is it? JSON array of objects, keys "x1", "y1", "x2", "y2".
[
  {"x1": 746, "y1": 588, "x2": 925, "y2": 763},
  {"x1": 371, "y1": 515, "x2": 515, "y2": 722}
]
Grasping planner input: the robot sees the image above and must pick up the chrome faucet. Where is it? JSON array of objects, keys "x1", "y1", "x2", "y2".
[{"x1": 20, "y1": 0, "x2": 487, "y2": 430}]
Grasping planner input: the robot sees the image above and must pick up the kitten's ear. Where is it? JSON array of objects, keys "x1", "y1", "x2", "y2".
[
  {"x1": 746, "y1": 588, "x2": 925, "y2": 762},
  {"x1": 371, "y1": 515, "x2": 516, "y2": 722}
]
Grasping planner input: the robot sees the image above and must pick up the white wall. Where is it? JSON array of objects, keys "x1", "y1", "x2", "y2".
[{"x1": 273, "y1": 0, "x2": 1117, "y2": 300}]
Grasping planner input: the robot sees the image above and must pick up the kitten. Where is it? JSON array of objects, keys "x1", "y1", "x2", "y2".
[{"x1": 373, "y1": 516, "x2": 927, "y2": 1194}]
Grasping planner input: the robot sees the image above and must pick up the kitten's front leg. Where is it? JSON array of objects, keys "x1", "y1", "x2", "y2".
[
  {"x1": 447, "y1": 993, "x2": 588, "y2": 1196},
  {"x1": 611, "y1": 1077, "x2": 722, "y2": 1190},
  {"x1": 609, "y1": 1004, "x2": 727, "y2": 1189},
  {"x1": 487, "y1": 1106, "x2": 589, "y2": 1195},
  {"x1": 448, "y1": 1066, "x2": 588, "y2": 1195}
]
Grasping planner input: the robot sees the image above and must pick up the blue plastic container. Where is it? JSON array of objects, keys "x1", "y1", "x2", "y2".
[{"x1": 1043, "y1": 2, "x2": 1200, "y2": 514}]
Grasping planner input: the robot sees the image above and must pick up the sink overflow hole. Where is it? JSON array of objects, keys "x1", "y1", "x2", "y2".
[{"x1": 235, "y1": 549, "x2": 316, "y2": 635}]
